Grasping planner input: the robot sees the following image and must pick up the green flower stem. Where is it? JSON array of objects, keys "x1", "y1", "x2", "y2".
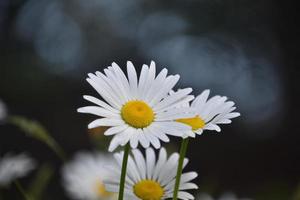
[
  {"x1": 173, "y1": 138, "x2": 189, "y2": 200},
  {"x1": 118, "y1": 143, "x2": 130, "y2": 200},
  {"x1": 14, "y1": 180, "x2": 32, "y2": 200}
]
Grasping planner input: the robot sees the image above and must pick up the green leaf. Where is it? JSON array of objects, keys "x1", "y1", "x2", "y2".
[{"x1": 9, "y1": 115, "x2": 66, "y2": 161}]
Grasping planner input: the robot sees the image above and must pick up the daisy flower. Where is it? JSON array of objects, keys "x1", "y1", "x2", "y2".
[
  {"x1": 78, "y1": 61, "x2": 194, "y2": 151},
  {"x1": 197, "y1": 192, "x2": 253, "y2": 200},
  {"x1": 0, "y1": 153, "x2": 36, "y2": 186},
  {"x1": 0, "y1": 99, "x2": 7, "y2": 122},
  {"x1": 62, "y1": 151, "x2": 118, "y2": 200},
  {"x1": 105, "y1": 147, "x2": 198, "y2": 200},
  {"x1": 175, "y1": 89, "x2": 240, "y2": 138}
]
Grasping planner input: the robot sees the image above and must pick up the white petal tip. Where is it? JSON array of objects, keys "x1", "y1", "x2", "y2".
[
  {"x1": 87, "y1": 124, "x2": 96, "y2": 129},
  {"x1": 77, "y1": 108, "x2": 84, "y2": 113},
  {"x1": 203, "y1": 89, "x2": 210, "y2": 94},
  {"x1": 82, "y1": 95, "x2": 90, "y2": 99},
  {"x1": 186, "y1": 87, "x2": 193, "y2": 92}
]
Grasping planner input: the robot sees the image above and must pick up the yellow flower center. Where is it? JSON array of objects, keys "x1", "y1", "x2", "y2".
[
  {"x1": 133, "y1": 180, "x2": 164, "y2": 200},
  {"x1": 176, "y1": 115, "x2": 205, "y2": 130},
  {"x1": 121, "y1": 101, "x2": 155, "y2": 128},
  {"x1": 96, "y1": 181, "x2": 113, "y2": 197}
]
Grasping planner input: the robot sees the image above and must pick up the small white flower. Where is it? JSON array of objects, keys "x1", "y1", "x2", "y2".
[
  {"x1": 105, "y1": 147, "x2": 198, "y2": 200},
  {"x1": 62, "y1": 151, "x2": 118, "y2": 200},
  {"x1": 175, "y1": 89, "x2": 240, "y2": 138},
  {"x1": 0, "y1": 99, "x2": 7, "y2": 122},
  {"x1": 0, "y1": 153, "x2": 36, "y2": 186},
  {"x1": 78, "y1": 61, "x2": 194, "y2": 151},
  {"x1": 197, "y1": 192, "x2": 253, "y2": 200}
]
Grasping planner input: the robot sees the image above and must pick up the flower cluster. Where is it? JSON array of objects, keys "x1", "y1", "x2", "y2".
[{"x1": 76, "y1": 61, "x2": 240, "y2": 200}]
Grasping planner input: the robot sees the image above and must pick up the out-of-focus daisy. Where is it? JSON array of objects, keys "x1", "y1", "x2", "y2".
[
  {"x1": 0, "y1": 153, "x2": 36, "y2": 186},
  {"x1": 62, "y1": 152, "x2": 118, "y2": 200},
  {"x1": 105, "y1": 147, "x2": 198, "y2": 200},
  {"x1": 197, "y1": 192, "x2": 253, "y2": 200},
  {"x1": 175, "y1": 89, "x2": 240, "y2": 137},
  {"x1": 0, "y1": 99, "x2": 7, "y2": 122},
  {"x1": 78, "y1": 61, "x2": 194, "y2": 151}
]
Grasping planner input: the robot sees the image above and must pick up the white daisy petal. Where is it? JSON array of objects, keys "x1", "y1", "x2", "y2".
[
  {"x1": 105, "y1": 148, "x2": 197, "y2": 200},
  {"x1": 148, "y1": 75, "x2": 179, "y2": 107},
  {"x1": 145, "y1": 128, "x2": 163, "y2": 148},
  {"x1": 157, "y1": 122, "x2": 191, "y2": 137},
  {"x1": 95, "y1": 70, "x2": 126, "y2": 105},
  {"x1": 83, "y1": 95, "x2": 119, "y2": 113},
  {"x1": 127, "y1": 156, "x2": 141, "y2": 182},
  {"x1": 191, "y1": 89, "x2": 210, "y2": 108},
  {"x1": 214, "y1": 119, "x2": 232, "y2": 124},
  {"x1": 138, "y1": 132, "x2": 150, "y2": 148},
  {"x1": 156, "y1": 88, "x2": 193, "y2": 111},
  {"x1": 156, "y1": 107, "x2": 196, "y2": 121},
  {"x1": 111, "y1": 62, "x2": 132, "y2": 100},
  {"x1": 158, "y1": 95, "x2": 195, "y2": 113},
  {"x1": 148, "y1": 124, "x2": 170, "y2": 142},
  {"x1": 129, "y1": 131, "x2": 139, "y2": 149},
  {"x1": 179, "y1": 183, "x2": 198, "y2": 190},
  {"x1": 104, "y1": 67, "x2": 130, "y2": 102},
  {"x1": 142, "y1": 61, "x2": 156, "y2": 100},
  {"x1": 153, "y1": 148, "x2": 167, "y2": 181},
  {"x1": 77, "y1": 106, "x2": 120, "y2": 118},
  {"x1": 177, "y1": 191, "x2": 195, "y2": 200},
  {"x1": 89, "y1": 72, "x2": 125, "y2": 106},
  {"x1": 180, "y1": 172, "x2": 198, "y2": 183},
  {"x1": 200, "y1": 96, "x2": 225, "y2": 119},
  {"x1": 159, "y1": 153, "x2": 180, "y2": 185},
  {"x1": 145, "y1": 68, "x2": 168, "y2": 103},
  {"x1": 127, "y1": 61, "x2": 138, "y2": 98},
  {"x1": 204, "y1": 123, "x2": 221, "y2": 132},
  {"x1": 78, "y1": 61, "x2": 193, "y2": 150},
  {"x1": 104, "y1": 125, "x2": 129, "y2": 136},
  {"x1": 146, "y1": 148, "x2": 156, "y2": 179},
  {"x1": 195, "y1": 129, "x2": 203, "y2": 135},
  {"x1": 119, "y1": 127, "x2": 135, "y2": 146},
  {"x1": 225, "y1": 112, "x2": 241, "y2": 119},
  {"x1": 86, "y1": 78, "x2": 121, "y2": 109},
  {"x1": 175, "y1": 90, "x2": 240, "y2": 138},
  {"x1": 88, "y1": 118, "x2": 124, "y2": 129},
  {"x1": 137, "y1": 64, "x2": 149, "y2": 98},
  {"x1": 132, "y1": 149, "x2": 146, "y2": 180},
  {"x1": 108, "y1": 135, "x2": 123, "y2": 152}
]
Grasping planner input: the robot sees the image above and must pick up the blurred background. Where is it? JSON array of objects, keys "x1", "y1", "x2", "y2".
[{"x1": 0, "y1": 0, "x2": 299, "y2": 199}]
